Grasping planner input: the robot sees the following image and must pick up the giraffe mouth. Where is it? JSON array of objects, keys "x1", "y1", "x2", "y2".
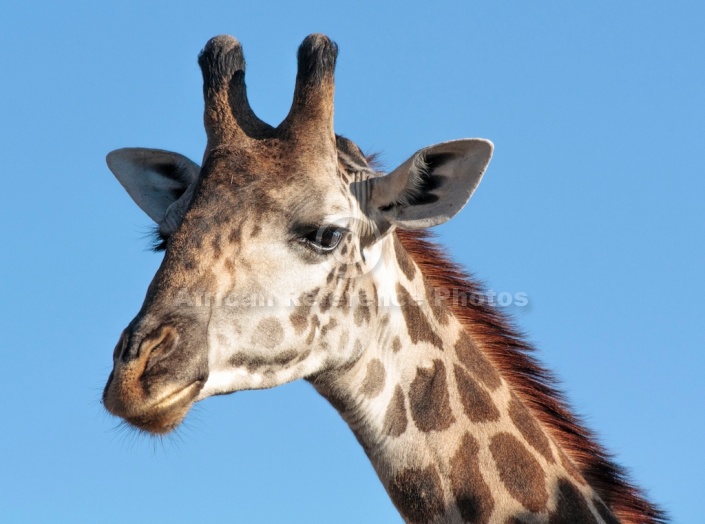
[{"x1": 123, "y1": 380, "x2": 204, "y2": 435}]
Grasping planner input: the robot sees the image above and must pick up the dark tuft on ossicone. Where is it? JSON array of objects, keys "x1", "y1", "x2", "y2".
[
  {"x1": 296, "y1": 33, "x2": 338, "y2": 85},
  {"x1": 198, "y1": 35, "x2": 245, "y2": 92}
]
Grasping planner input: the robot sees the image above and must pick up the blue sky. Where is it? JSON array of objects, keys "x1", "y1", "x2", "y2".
[{"x1": 1, "y1": 1, "x2": 703, "y2": 522}]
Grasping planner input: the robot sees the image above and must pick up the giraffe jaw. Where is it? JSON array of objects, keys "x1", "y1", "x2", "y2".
[{"x1": 196, "y1": 360, "x2": 318, "y2": 399}]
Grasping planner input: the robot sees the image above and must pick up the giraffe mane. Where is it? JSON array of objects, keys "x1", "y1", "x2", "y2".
[{"x1": 396, "y1": 228, "x2": 668, "y2": 524}]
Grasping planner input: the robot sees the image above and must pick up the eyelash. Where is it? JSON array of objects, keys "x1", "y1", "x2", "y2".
[
  {"x1": 151, "y1": 227, "x2": 168, "y2": 252},
  {"x1": 299, "y1": 225, "x2": 345, "y2": 254},
  {"x1": 152, "y1": 225, "x2": 347, "y2": 256}
]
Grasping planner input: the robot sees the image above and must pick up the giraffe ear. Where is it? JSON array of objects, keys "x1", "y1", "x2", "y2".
[
  {"x1": 365, "y1": 139, "x2": 493, "y2": 229},
  {"x1": 106, "y1": 148, "x2": 201, "y2": 225}
]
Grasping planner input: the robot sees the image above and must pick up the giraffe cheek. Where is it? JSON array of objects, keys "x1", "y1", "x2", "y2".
[
  {"x1": 250, "y1": 317, "x2": 285, "y2": 348},
  {"x1": 199, "y1": 311, "x2": 330, "y2": 395}
]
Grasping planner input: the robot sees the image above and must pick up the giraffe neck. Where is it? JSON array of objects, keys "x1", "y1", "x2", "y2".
[{"x1": 310, "y1": 234, "x2": 617, "y2": 523}]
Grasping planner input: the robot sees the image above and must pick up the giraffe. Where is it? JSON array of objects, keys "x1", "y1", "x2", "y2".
[{"x1": 102, "y1": 34, "x2": 666, "y2": 523}]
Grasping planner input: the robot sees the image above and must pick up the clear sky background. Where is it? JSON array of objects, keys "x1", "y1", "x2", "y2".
[{"x1": 1, "y1": 2, "x2": 703, "y2": 522}]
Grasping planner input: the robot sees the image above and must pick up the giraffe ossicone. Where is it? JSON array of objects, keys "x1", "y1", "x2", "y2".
[{"x1": 103, "y1": 34, "x2": 666, "y2": 524}]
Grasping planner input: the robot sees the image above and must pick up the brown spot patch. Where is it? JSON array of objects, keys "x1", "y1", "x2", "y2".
[
  {"x1": 270, "y1": 350, "x2": 297, "y2": 366},
  {"x1": 251, "y1": 317, "x2": 284, "y2": 349},
  {"x1": 383, "y1": 385, "x2": 407, "y2": 437},
  {"x1": 229, "y1": 352, "x2": 247, "y2": 368},
  {"x1": 244, "y1": 356, "x2": 265, "y2": 370},
  {"x1": 229, "y1": 350, "x2": 296, "y2": 371},
  {"x1": 548, "y1": 478, "x2": 598, "y2": 524},
  {"x1": 508, "y1": 394, "x2": 554, "y2": 463},
  {"x1": 489, "y1": 432, "x2": 548, "y2": 513},
  {"x1": 354, "y1": 289, "x2": 371, "y2": 326},
  {"x1": 228, "y1": 226, "x2": 241, "y2": 244},
  {"x1": 425, "y1": 280, "x2": 449, "y2": 325},
  {"x1": 387, "y1": 466, "x2": 445, "y2": 524},
  {"x1": 453, "y1": 364, "x2": 500, "y2": 422},
  {"x1": 353, "y1": 338, "x2": 363, "y2": 355},
  {"x1": 360, "y1": 359, "x2": 386, "y2": 398},
  {"x1": 454, "y1": 335, "x2": 501, "y2": 391},
  {"x1": 340, "y1": 279, "x2": 352, "y2": 315},
  {"x1": 289, "y1": 288, "x2": 319, "y2": 334},
  {"x1": 320, "y1": 292, "x2": 333, "y2": 313},
  {"x1": 392, "y1": 336, "x2": 402, "y2": 353},
  {"x1": 396, "y1": 284, "x2": 443, "y2": 349},
  {"x1": 409, "y1": 360, "x2": 455, "y2": 432},
  {"x1": 449, "y1": 433, "x2": 494, "y2": 524},
  {"x1": 321, "y1": 317, "x2": 338, "y2": 336},
  {"x1": 394, "y1": 234, "x2": 416, "y2": 281},
  {"x1": 306, "y1": 314, "x2": 320, "y2": 345}
]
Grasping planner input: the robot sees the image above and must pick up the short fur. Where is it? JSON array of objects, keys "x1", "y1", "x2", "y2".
[{"x1": 396, "y1": 229, "x2": 667, "y2": 524}]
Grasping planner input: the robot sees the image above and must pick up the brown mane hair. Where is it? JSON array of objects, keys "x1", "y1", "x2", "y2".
[{"x1": 397, "y1": 229, "x2": 667, "y2": 524}]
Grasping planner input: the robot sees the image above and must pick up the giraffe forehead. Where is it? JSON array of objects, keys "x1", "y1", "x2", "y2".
[
  {"x1": 201, "y1": 136, "x2": 374, "y2": 190},
  {"x1": 181, "y1": 171, "x2": 354, "y2": 246},
  {"x1": 173, "y1": 143, "x2": 376, "y2": 251}
]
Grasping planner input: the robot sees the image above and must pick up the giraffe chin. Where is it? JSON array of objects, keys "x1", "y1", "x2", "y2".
[{"x1": 122, "y1": 381, "x2": 204, "y2": 435}]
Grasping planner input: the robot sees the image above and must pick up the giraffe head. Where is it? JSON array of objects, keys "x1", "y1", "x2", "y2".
[{"x1": 102, "y1": 34, "x2": 492, "y2": 434}]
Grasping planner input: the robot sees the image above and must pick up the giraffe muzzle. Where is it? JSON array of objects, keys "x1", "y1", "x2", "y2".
[{"x1": 103, "y1": 322, "x2": 208, "y2": 434}]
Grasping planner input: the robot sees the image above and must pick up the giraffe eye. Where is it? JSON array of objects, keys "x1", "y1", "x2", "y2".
[{"x1": 301, "y1": 226, "x2": 344, "y2": 253}]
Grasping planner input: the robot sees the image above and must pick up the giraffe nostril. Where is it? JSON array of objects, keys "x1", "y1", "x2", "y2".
[
  {"x1": 113, "y1": 330, "x2": 129, "y2": 362},
  {"x1": 143, "y1": 326, "x2": 179, "y2": 372}
]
